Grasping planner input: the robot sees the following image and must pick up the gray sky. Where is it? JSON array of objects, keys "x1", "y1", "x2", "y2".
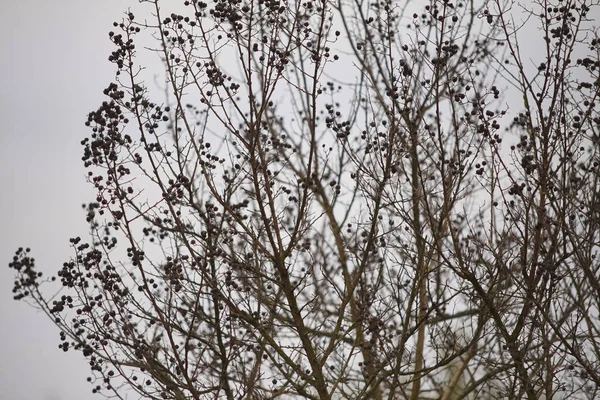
[
  {"x1": 1, "y1": 1, "x2": 597, "y2": 399},
  {"x1": 0, "y1": 1, "x2": 126, "y2": 399}
]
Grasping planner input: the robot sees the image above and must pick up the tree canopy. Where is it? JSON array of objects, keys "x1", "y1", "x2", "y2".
[{"x1": 9, "y1": 0, "x2": 600, "y2": 398}]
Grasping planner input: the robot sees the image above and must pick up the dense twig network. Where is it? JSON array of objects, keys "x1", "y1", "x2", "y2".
[{"x1": 9, "y1": 0, "x2": 600, "y2": 399}]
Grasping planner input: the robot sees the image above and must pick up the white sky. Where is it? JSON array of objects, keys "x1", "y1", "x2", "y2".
[{"x1": 1, "y1": 0, "x2": 598, "y2": 399}]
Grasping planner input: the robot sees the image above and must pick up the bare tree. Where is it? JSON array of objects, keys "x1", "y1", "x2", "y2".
[{"x1": 9, "y1": 0, "x2": 600, "y2": 399}]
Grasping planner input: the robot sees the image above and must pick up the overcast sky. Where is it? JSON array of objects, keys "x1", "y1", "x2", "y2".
[{"x1": 1, "y1": 1, "x2": 598, "y2": 400}]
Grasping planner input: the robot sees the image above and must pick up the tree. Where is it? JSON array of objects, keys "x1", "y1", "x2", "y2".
[{"x1": 8, "y1": 0, "x2": 600, "y2": 398}]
